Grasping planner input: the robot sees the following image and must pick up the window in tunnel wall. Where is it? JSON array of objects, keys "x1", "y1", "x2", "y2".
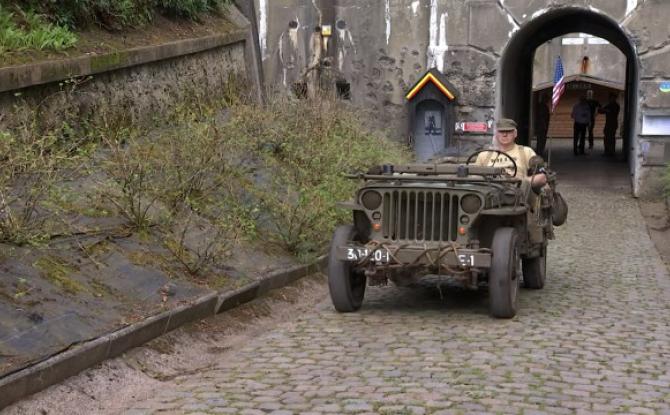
[
  {"x1": 581, "y1": 56, "x2": 590, "y2": 74},
  {"x1": 336, "y1": 81, "x2": 351, "y2": 100},
  {"x1": 293, "y1": 82, "x2": 308, "y2": 99}
]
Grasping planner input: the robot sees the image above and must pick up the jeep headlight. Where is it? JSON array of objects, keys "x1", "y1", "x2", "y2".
[
  {"x1": 360, "y1": 190, "x2": 382, "y2": 210},
  {"x1": 501, "y1": 190, "x2": 517, "y2": 205},
  {"x1": 460, "y1": 194, "x2": 482, "y2": 214}
]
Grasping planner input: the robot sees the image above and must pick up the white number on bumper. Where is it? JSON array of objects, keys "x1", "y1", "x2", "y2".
[
  {"x1": 458, "y1": 254, "x2": 475, "y2": 266},
  {"x1": 346, "y1": 248, "x2": 390, "y2": 263}
]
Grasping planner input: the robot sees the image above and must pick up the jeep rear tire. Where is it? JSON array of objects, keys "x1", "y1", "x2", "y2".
[
  {"x1": 489, "y1": 227, "x2": 520, "y2": 318},
  {"x1": 522, "y1": 245, "x2": 546, "y2": 289},
  {"x1": 328, "y1": 225, "x2": 367, "y2": 312}
]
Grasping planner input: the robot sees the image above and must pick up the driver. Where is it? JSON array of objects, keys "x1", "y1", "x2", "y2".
[{"x1": 475, "y1": 118, "x2": 547, "y2": 191}]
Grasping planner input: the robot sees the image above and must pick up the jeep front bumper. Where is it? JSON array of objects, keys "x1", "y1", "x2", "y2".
[{"x1": 334, "y1": 243, "x2": 492, "y2": 269}]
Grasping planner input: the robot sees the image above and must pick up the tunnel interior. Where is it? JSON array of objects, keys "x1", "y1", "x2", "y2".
[{"x1": 499, "y1": 8, "x2": 638, "y2": 166}]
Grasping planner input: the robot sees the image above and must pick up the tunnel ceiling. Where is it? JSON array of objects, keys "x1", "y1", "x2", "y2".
[{"x1": 502, "y1": 7, "x2": 637, "y2": 96}]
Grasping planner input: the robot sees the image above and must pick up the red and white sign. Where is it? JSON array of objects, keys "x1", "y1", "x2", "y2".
[{"x1": 455, "y1": 122, "x2": 489, "y2": 133}]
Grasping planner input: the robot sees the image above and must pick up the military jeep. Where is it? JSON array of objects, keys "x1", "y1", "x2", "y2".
[{"x1": 328, "y1": 150, "x2": 561, "y2": 318}]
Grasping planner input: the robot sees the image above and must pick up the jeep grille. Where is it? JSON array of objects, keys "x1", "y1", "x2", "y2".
[{"x1": 381, "y1": 190, "x2": 459, "y2": 242}]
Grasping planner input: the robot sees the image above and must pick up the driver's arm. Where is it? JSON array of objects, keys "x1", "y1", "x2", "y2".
[
  {"x1": 474, "y1": 152, "x2": 488, "y2": 166},
  {"x1": 530, "y1": 172, "x2": 548, "y2": 191},
  {"x1": 524, "y1": 149, "x2": 548, "y2": 191}
]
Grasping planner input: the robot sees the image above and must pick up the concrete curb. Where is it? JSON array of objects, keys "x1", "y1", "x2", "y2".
[{"x1": 0, "y1": 256, "x2": 327, "y2": 409}]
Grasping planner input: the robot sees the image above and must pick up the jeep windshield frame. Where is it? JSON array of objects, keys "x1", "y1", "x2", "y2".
[{"x1": 348, "y1": 164, "x2": 523, "y2": 186}]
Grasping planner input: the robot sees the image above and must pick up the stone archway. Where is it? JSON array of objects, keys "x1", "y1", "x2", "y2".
[{"x1": 498, "y1": 7, "x2": 639, "y2": 173}]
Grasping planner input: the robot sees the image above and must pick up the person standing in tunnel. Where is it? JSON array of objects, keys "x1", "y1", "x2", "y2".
[
  {"x1": 586, "y1": 89, "x2": 600, "y2": 152},
  {"x1": 571, "y1": 96, "x2": 591, "y2": 156},
  {"x1": 534, "y1": 94, "x2": 550, "y2": 158},
  {"x1": 599, "y1": 93, "x2": 620, "y2": 157}
]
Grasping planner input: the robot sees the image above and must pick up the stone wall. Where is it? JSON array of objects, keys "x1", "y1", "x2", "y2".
[
  {"x1": 1, "y1": 41, "x2": 247, "y2": 132},
  {"x1": 253, "y1": 0, "x2": 321, "y2": 93},
  {"x1": 533, "y1": 35, "x2": 626, "y2": 85},
  {"x1": 625, "y1": 0, "x2": 670, "y2": 198},
  {"x1": 254, "y1": 0, "x2": 670, "y2": 197},
  {"x1": 0, "y1": 7, "x2": 257, "y2": 132}
]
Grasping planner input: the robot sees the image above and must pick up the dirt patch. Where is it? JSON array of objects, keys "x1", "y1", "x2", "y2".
[
  {"x1": 639, "y1": 199, "x2": 670, "y2": 268},
  {"x1": 1, "y1": 13, "x2": 238, "y2": 68},
  {"x1": 3, "y1": 273, "x2": 329, "y2": 415}
]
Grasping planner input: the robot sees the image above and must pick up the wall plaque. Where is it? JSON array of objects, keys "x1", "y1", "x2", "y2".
[
  {"x1": 455, "y1": 122, "x2": 489, "y2": 133},
  {"x1": 641, "y1": 115, "x2": 670, "y2": 136}
]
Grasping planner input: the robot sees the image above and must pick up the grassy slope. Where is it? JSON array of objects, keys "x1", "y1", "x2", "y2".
[{"x1": 0, "y1": 90, "x2": 410, "y2": 376}]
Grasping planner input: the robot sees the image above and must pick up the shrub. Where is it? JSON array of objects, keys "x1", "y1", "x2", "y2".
[
  {"x1": 228, "y1": 97, "x2": 411, "y2": 258},
  {"x1": 0, "y1": 129, "x2": 66, "y2": 244},
  {"x1": 163, "y1": 209, "x2": 227, "y2": 277},
  {"x1": 90, "y1": 0, "x2": 154, "y2": 29},
  {"x1": 0, "y1": 76, "x2": 408, "y2": 271},
  {"x1": 9, "y1": 0, "x2": 153, "y2": 29},
  {"x1": 0, "y1": 80, "x2": 105, "y2": 244},
  {"x1": 0, "y1": 5, "x2": 77, "y2": 55},
  {"x1": 99, "y1": 134, "x2": 162, "y2": 230},
  {"x1": 151, "y1": 99, "x2": 257, "y2": 276},
  {"x1": 132, "y1": 90, "x2": 407, "y2": 261},
  {"x1": 155, "y1": 0, "x2": 227, "y2": 19},
  {"x1": 9, "y1": 0, "x2": 230, "y2": 30}
]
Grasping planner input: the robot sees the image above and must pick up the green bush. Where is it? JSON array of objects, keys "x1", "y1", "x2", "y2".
[
  {"x1": 99, "y1": 134, "x2": 162, "y2": 230},
  {"x1": 19, "y1": 0, "x2": 154, "y2": 29},
  {"x1": 0, "y1": 5, "x2": 77, "y2": 54},
  {"x1": 155, "y1": 0, "x2": 226, "y2": 19},
  {"x1": 0, "y1": 79, "x2": 408, "y2": 269},
  {"x1": 226, "y1": 97, "x2": 411, "y2": 258},
  {"x1": 0, "y1": 81, "x2": 102, "y2": 244},
  {"x1": 95, "y1": 92, "x2": 409, "y2": 260},
  {"x1": 7, "y1": 0, "x2": 229, "y2": 30},
  {"x1": 0, "y1": 128, "x2": 69, "y2": 244}
]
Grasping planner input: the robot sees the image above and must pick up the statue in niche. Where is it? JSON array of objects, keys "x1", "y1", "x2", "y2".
[{"x1": 425, "y1": 112, "x2": 442, "y2": 136}]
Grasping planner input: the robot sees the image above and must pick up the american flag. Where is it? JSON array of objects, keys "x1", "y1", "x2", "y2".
[{"x1": 551, "y1": 56, "x2": 565, "y2": 113}]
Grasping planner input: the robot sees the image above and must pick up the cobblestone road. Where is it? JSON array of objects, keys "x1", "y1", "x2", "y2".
[{"x1": 116, "y1": 156, "x2": 670, "y2": 414}]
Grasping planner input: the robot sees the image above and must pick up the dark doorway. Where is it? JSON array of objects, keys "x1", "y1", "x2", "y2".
[
  {"x1": 414, "y1": 100, "x2": 447, "y2": 161},
  {"x1": 499, "y1": 8, "x2": 638, "y2": 172}
]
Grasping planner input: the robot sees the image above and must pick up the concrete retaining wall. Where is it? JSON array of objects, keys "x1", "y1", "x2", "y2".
[{"x1": 0, "y1": 6, "x2": 261, "y2": 131}]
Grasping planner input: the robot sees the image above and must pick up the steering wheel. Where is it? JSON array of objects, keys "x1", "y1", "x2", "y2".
[{"x1": 465, "y1": 149, "x2": 518, "y2": 178}]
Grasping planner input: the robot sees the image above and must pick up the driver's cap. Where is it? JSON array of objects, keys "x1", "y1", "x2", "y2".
[{"x1": 496, "y1": 118, "x2": 517, "y2": 132}]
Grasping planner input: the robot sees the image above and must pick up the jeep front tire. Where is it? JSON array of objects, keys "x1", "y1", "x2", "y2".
[
  {"x1": 328, "y1": 225, "x2": 367, "y2": 312},
  {"x1": 522, "y1": 245, "x2": 547, "y2": 289},
  {"x1": 489, "y1": 227, "x2": 520, "y2": 318}
]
